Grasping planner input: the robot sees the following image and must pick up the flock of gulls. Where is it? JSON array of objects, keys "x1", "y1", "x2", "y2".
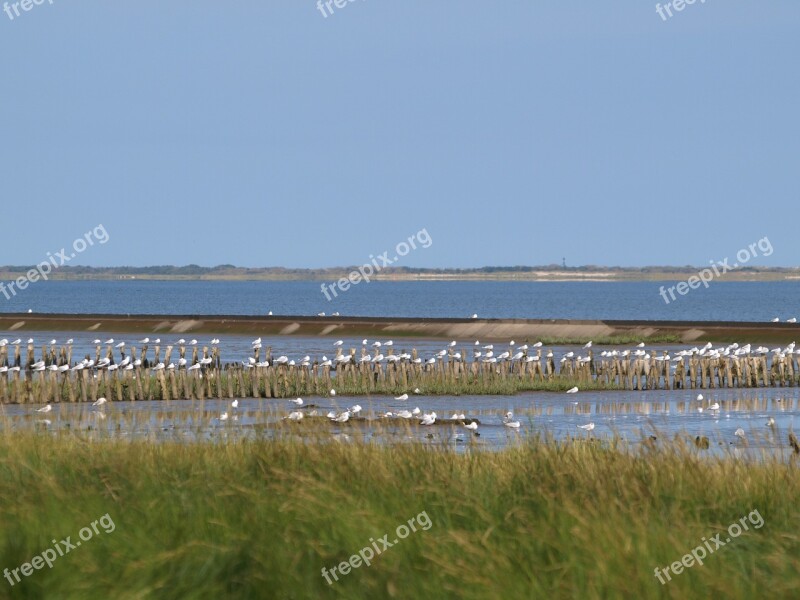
[
  {"x1": 3, "y1": 334, "x2": 800, "y2": 372},
  {"x1": 278, "y1": 391, "x2": 521, "y2": 437},
  {"x1": 282, "y1": 389, "x2": 519, "y2": 423},
  {"x1": 3, "y1": 332, "x2": 799, "y2": 445}
]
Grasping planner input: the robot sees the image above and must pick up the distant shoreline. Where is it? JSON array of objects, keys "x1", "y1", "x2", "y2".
[{"x1": 1, "y1": 266, "x2": 798, "y2": 283}]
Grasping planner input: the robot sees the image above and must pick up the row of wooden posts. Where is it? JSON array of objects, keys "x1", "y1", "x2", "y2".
[{"x1": 0, "y1": 342, "x2": 799, "y2": 405}]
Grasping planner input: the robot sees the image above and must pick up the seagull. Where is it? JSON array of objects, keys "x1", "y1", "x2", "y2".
[
  {"x1": 332, "y1": 411, "x2": 350, "y2": 423},
  {"x1": 330, "y1": 389, "x2": 336, "y2": 397},
  {"x1": 566, "y1": 387, "x2": 579, "y2": 394},
  {"x1": 220, "y1": 412, "x2": 229, "y2": 421},
  {"x1": 291, "y1": 398, "x2": 304, "y2": 406},
  {"x1": 287, "y1": 411, "x2": 304, "y2": 421},
  {"x1": 697, "y1": 394, "x2": 704, "y2": 401},
  {"x1": 92, "y1": 397, "x2": 107, "y2": 406},
  {"x1": 470, "y1": 314, "x2": 478, "y2": 319},
  {"x1": 413, "y1": 388, "x2": 421, "y2": 394},
  {"x1": 395, "y1": 393, "x2": 408, "y2": 400},
  {"x1": 709, "y1": 402, "x2": 720, "y2": 411},
  {"x1": 766, "y1": 417, "x2": 775, "y2": 427},
  {"x1": 252, "y1": 337, "x2": 261, "y2": 346},
  {"x1": 350, "y1": 404, "x2": 362, "y2": 416},
  {"x1": 139, "y1": 337, "x2": 150, "y2": 344},
  {"x1": 36, "y1": 404, "x2": 52, "y2": 413},
  {"x1": 503, "y1": 411, "x2": 520, "y2": 428},
  {"x1": 577, "y1": 423, "x2": 595, "y2": 431},
  {"x1": 464, "y1": 421, "x2": 478, "y2": 431},
  {"x1": 772, "y1": 318, "x2": 780, "y2": 322},
  {"x1": 584, "y1": 341, "x2": 592, "y2": 348},
  {"x1": 735, "y1": 428, "x2": 746, "y2": 438},
  {"x1": 231, "y1": 399, "x2": 239, "y2": 408},
  {"x1": 104, "y1": 338, "x2": 114, "y2": 345},
  {"x1": 789, "y1": 318, "x2": 798, "y2": 323},
  {"x1": 420, "y1": 412, "x2": 437, "y2": 425}
]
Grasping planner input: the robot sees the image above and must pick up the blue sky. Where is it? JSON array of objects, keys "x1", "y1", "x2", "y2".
[{"x1": 1, "y1": 1, "x2": 798, "y2": 269}]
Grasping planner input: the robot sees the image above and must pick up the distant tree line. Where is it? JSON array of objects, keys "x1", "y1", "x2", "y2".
[{"x1": 0, "y1": 264, "x2": 798, "y2": 277}]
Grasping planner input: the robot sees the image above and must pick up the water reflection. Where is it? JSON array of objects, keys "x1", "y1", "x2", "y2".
[{"x1": 0, "y1": 387, "x2": 797, "y2": 459}]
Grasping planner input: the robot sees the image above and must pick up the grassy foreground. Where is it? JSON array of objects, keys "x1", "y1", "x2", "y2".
[{"x1": 1, "y1": 434, "x2": 799, "y2": 599}]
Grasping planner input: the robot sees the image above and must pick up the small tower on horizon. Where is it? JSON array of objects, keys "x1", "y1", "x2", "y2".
[{"x1": 562, "y1": 257, "x2": 566, "y2": 269}]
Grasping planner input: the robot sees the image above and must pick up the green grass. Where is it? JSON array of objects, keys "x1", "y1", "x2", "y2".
[
  {"x1": 535, "y1": 334, "x2": 683, "y2": 345},
  {"x1": 1, "y1": 432, "x2": 799, "y2": 599}
]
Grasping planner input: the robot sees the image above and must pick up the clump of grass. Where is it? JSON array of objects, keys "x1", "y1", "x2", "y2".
[
  {"x1": 535, "y1": 333, "x2": 683, "y2": 345},
  {"x1": 0, "y1": 432, "x2": 798, "y2": 598}
]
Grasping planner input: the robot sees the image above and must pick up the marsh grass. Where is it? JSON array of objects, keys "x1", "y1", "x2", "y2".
[
  {"x1": 0, "y1": 432, "x2": 799, "y2": 599},
  {"x1": 534, "y1": 334, "x2": 683, "y2": 345}
]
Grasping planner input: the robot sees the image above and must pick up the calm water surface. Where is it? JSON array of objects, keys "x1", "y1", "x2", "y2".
[
  {"x1": 2, "y1": 388, "x2": 797, "y2": 457},
  {"x1": 1, "y1": 280, "x2": 799, "y2": 321}
]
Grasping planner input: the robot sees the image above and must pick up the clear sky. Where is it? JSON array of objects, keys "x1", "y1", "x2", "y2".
[{"x1": 1, "y1": 1, "x2": 798, "y2": 269}]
